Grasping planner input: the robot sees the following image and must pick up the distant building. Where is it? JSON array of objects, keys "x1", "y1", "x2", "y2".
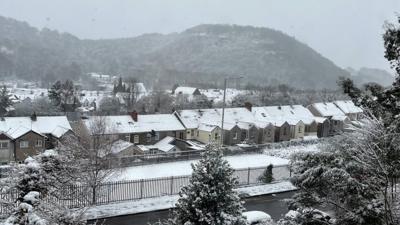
[
  {"x1": 81, "y1": 112, "x2": 186, "y2": 147},
  {"x1": 173, "y1": 86, "x2": 201, "y2": 96},
  {"x1": 333, "y1": 100, "x2": 363, "y2": 121},
  {"x1": 307, "y1": 102, "x2": 349, "y2": 135}
]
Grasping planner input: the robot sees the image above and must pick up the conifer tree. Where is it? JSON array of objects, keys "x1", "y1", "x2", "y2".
[
  {"x1": 259, "y1": 164, "x2": 274, "y2": 183},
  {"x1": 0, "y1": 85, "x2": 13, "y2": 116},
  {"x1": 169, "y1": 145, "x2": 246, "y2": 225}
]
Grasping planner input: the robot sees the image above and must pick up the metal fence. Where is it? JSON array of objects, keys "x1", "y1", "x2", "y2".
[{"x1": 0, "y1": 165, "x2": 290, "y2": 215}]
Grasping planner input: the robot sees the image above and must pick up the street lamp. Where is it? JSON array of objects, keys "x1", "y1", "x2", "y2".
[{"x1": 220, "y1": 76, "x2": 244, "y2": 147}]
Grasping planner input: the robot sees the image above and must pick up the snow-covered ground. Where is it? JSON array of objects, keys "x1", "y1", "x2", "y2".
[
  {"x1": 263, "y1": 143, "x2": 321, "y2": 159},
  {"x1": 84, "y1": 181, "x2": 296, "y2": 220},
  {"x1": 107, "y1": 154, "x2": 288, "y2": 181}
]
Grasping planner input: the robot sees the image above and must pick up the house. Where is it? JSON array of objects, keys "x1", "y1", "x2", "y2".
[
  {"x1": 289, "y1": 120, "x2": 305, "y2": 140},
  {"x1": 0, "y1": 116, "x2": 73, "y2": 163},
  {"x1": 333, "y1": 100, "x2": 363, "y2": 121},
  {"x1": 307, "y1": 102, "x2": 349, "y2": 135},
  {"x1": 174, "y1": 107, "x2": 260, "y2": 145},
  {"x1": 252, "y1": 106, "x2": 305, "y2": 141},
  {"x1": 196, "y1": 123, "x2": 222, "y2": 144},
  {"x1": 12, "y1": 129, "x2": 47, "y2": 162},
  {"x1": 315, "y1": 117, "x2": 330, "y2": 138},
  {"x1": 82, "y1": 112, "x2": 186, "y2": 146},
  {"x1": 173, "y1": 86, "x2": 201, "y2": 97},
  {"x1": 256, "y1": 122, "x2": 275, "y2": 143},
  {"x1": 274, "y1": 121, "x2": 291, "y2": 142},
  {"x1": 0, "y1": 133, "x2": 14, "y2": 164}
]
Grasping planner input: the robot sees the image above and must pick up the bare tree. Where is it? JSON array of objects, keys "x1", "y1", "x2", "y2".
[{"x1": 62, "y1": 116, "x2": 120, "y2": 205}]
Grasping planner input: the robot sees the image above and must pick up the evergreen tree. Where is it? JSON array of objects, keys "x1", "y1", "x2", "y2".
[
  {"x1": 258, "y1": 164, "x2": 274, "y2": 183},
  {"x1": 169, "y1": 145, "x2": 246, "y2": 225},
  {"x1": 0, "y1": 85, "x2": 13, "y2": 116},
  {"x1": 48, "y1": 80, "x2": 80, "y2": 112},
  {"x1": 282, "y1": 16, "x2": 400, "y2": 225},
  {"x1": 5, "y1": 150, "x2": 87, "y2": 225}
]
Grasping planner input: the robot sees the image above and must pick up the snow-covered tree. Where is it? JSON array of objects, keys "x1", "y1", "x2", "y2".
[
  {"x1": 4, "y1": 150, "x2": 87, "y2": 225},
  {"x1": 98, "y1": 96, "x2": 121, "y2": 114},
  {"x1": 285, "y1": 116, "x2": 398, "y2": 225},
  {"x1": 168, "y1": 145, "x2": 246, "y2": 225},
  {"x1": 4, "y1": 191, "x2": 47, "y2": 225},
  {"x1": 277, "y1": 209, "x2": 333, "y2": 225}
]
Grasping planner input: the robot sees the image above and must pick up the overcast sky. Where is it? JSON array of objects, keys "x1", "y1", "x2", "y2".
[{"x1": 1, "y1": 0, "x2": 399, "y2": 71}]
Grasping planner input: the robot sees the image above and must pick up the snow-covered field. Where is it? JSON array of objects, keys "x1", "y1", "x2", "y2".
[
  {"x1": 108, "y1": 154, "x2": 289, "y2": 181},
  {"x1": 263, "y1": 143, "x2": 321, "y2": 159},
  {"x1": 84, "y1": 181, "x2": 296, "y2": 220}
]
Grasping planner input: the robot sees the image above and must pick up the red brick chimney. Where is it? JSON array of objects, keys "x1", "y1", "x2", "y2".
[
  {"x1": 129, "y1": 110, "x2": 138, "y2": 122},
  {"x1": 244, "y1": 102, "x2": 253, "y2": 112}
]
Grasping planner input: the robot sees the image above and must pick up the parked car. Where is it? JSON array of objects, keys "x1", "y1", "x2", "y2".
[{"x1": 243, "y1": 211, "x2": 274, "y2": 225}]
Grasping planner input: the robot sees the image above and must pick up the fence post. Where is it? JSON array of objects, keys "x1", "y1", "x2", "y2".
[
  {"x1": 170, "y1": 176, "x2": 174, "y2": 195},
  {"x1": 140, "y1": 179, "x2": 144, "y2": 199},
  {"x1": 107, "y1": 183, "x2": 111, "y2": 204},
  {"x1": 247, "y1": 167, "x2": 251, "y2": 185}
]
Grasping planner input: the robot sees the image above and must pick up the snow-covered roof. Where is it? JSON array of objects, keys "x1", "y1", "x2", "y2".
[
  {"x1": 84, "y1": 114, "x2": 185, "y2": 135},
  {"x1": 252, "y1": 105, "x2": 312, "y2": 126},
  {"x1": 174, "y1": 86, "x2": 199, "y2": 95},
  {"x1": 333, "y1": 100, "x2": 363, "y2": 114},
  {"x1": 177, "y1": 107, "x2": 259, "y2": 130},
  {"x1": 110, "y1": 140, "x2": 134, "y2": 155},
  {"x1": 309, "y1": 102, "x2": 347, "y2": 117},
  {"x1": 136, "y1": 136, "x2": 176, "y2": 153},
  {"x1": 0, "y1": 116, "x2": 72, "y2": 139},
  {"x1": 198, "y1": 123, "x2": 219, "y2": 132},
  {"x1": 150, "y1": 136, "x2": 176, "y2": 152}
]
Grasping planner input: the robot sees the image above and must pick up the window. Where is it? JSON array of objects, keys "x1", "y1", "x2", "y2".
[
  {"x1": 35, "y1": 140, "x2": 42, "y2": 147},
  {"x1": 233, "y1": 132, "x2": 238, "y2": 140},
  {"x1": 214, "y1": 132, "x2": 219, "y2": 140},
  {"x1": 298, "y1": 126, "x2": 302, "y2": 133},
  {"x1": 125, "y1": 135, "x2": 130, "y2": 142},
  {"x1": 146, "y1": 133, "x2": 151, "y2": 143},
  {"x1": 20, "y1": 141, "x2": 29, "y2": 148},
  {"x1": 0, "y1": 141, "x2": 9, "y2": 149},
  {"x1": 133, "y1": 135, "x2": 139, "y2": 144}
]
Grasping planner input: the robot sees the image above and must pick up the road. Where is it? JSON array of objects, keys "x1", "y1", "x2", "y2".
[{"x1": 89, "y1": 191, "x2": 294, "y2": 225}]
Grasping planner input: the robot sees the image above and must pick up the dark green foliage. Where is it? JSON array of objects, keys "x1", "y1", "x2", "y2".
[
  {"x1": 48, "y1": 80, "x2": 80, "y2": 112},
  {"x1": 0, "y1": 85, "x2": 12, "y2": 116},
  {"x1": 259, "y1": 164, "x2": 274, "y2": 183}
]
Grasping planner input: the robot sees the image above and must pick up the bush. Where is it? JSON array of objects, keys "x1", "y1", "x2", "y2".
[{"x1": 259, "y1": 164, "x2": 274, "y2": 183}]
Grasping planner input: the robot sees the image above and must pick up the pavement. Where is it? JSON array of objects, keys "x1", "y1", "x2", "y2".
[{"x1": 89, "y1": 191, "x2": 295, "y2": 225}]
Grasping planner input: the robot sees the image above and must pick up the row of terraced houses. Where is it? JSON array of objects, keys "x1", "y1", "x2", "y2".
[{"x1": 0, "y1": 100, "x2": 363, "y2": 164}]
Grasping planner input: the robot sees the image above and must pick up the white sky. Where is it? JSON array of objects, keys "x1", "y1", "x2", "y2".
[{"x1": 1, "y1": 0, "x2": 399, "y2": 71}]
